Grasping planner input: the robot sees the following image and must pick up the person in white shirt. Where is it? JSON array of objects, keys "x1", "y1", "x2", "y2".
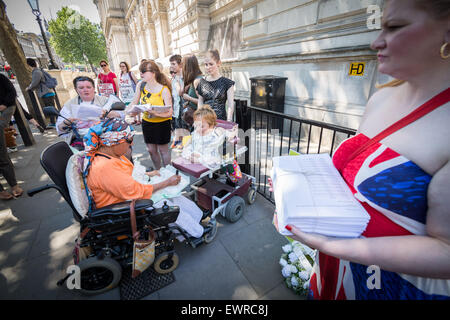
[
  {"x1": 169, "y1": 54, "x2": 186, "y2": 149},
  {"x1": 118, "y1": 61, "x2": 138, "y2": 105}
]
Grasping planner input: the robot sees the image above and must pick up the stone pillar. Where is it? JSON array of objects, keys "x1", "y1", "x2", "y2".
[
  {"x1": 140, "y1": 32, "x2": 149, "y2": 60},
  {"x1": 154, "y1": 16, "x2": 166, "y2": 59},
  {"x1": 134, "y1": 37, "x2": 141, "y2": 62}
]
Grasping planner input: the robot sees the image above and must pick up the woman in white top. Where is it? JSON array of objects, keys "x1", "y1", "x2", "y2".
[
  {"x1": 119, "y1": 61, "x2": 138, "y2": 105},
  {"x1": 57, "y1": 76, "x2": 124, "y2": 146}
]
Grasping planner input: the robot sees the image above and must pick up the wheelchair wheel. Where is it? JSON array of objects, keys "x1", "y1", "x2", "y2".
[
  {"x1": 154, "y1": 252, "x2": 179, "y2": 274},
  {"x1": 224, "y1": 196, "x2": 246, "y2": 223},
  {"x1": 78, "y1": 257, "x2": 122, "y2": 295},
  {"x1": 203, "y1": 219, "x2": 217, "y2": 244},
  {"x1": 247, "y1": 188, "x2": 257, "y2": 205}
]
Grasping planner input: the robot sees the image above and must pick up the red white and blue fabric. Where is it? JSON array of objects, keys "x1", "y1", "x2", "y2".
[{"x1": 308, "y1": 133, "x2": 450, "y2": 300}]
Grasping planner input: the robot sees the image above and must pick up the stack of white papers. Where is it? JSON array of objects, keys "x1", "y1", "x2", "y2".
[
  {"x1": 131, "y1": 161, "x2": 189, "y2": 203},
  {"x1": 126, "y1": 104, "x2": 171, "y2": 115},
  {"x1": 272, "y1": 153, "x2": 370, "y2": 238}
]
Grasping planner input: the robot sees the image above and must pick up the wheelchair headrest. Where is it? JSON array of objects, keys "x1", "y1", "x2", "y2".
[{"x1": 40, "y1": 141, "x2": 82, "y2": 221}]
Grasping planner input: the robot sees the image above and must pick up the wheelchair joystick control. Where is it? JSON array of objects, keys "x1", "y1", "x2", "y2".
[{"x1": 162, "y1": 201, "x2": 169, "y2": 212}]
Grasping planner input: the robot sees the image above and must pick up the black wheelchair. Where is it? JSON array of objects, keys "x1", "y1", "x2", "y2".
[{"x1": 27, "y1": 141, "x2": 197, "y2": 295}]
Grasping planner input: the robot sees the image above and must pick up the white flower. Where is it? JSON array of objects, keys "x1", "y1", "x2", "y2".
[
  {"x1": 298, "y1": 271, "x2": 309, "y2": 281},
  {"x1": 293, "y1": 246, "x2": 302, "y2": 258},
  {"x1": 288, "y1": 252, "x2": 298, "y2": 263},
  {"x1": 281, "y1": 266, "x2": 291, "y2": 278},
  {"x1": 291, "y1": 276, "x2": 299, "y2": 287},
  {"x1": 282, "y1": 244, "x2": 292, "y2": 253},
  {"x1": 279, "y1": 258, "x2": 288, "y2": 267},
  {"x1": 287, "y1": 264, "x2": 298, "y2": 274}
]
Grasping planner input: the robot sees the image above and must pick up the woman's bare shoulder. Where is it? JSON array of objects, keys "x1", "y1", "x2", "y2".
[{"x1": 366, "y1": 86, "x2": 398, "y2": 112}]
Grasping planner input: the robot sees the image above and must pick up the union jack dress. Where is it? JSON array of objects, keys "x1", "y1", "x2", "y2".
[{"x1": 308, "y1": 133, "x2": 450, "y2": 300}]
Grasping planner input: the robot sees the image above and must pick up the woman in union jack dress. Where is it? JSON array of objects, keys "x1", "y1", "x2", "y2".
[{"x1": 285, "y1": 0, "x2": 450, "y2": 299}]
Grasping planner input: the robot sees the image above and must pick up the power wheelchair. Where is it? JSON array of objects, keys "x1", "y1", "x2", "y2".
[{"x1": 27, "y1": 141, "x2": 201, "y2": 295}]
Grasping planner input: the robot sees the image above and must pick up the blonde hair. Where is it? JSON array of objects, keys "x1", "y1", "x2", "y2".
[{"x1": 194, "y1": 105, "x2": 217, "y2": 127}]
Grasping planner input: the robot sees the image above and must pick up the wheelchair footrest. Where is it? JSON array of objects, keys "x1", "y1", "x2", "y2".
[{"x1": 119, "y1": 266, "x2": 175, "y2": 300}]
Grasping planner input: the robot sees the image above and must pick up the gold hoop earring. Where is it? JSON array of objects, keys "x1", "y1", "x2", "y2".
[{"x1": 440, "y1": 43, "x2": 450, "y2": 59}]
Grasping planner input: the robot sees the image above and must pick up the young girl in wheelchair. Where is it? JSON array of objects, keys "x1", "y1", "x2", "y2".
[{"x1": 181, "y1": 105, "x2": 225, "y2": 169}]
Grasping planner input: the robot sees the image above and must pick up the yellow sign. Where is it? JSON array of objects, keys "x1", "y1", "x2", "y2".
[
  {"x1": 259, "y1": 88, "x2": 264, "y2": 97},
  {"x1": 349, "y1": 62, "x2": 365, "y2": 76}
]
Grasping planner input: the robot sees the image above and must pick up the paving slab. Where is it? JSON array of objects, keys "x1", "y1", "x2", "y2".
[
  {"x1": 158, "y1": 240, "x2": 259, "y2": 300},
  {"x1": 220, "y1": 218, "x2": 289, "y2": 297}
]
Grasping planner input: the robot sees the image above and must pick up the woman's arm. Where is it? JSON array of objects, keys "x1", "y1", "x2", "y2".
[
  {"x1": 226, "y1": 86, "x2": 235, "y2": 122},
  {"x1": 113, "y1": 76, "x2": 120, "y2": 95},
  {"x1": 183, "y1": 79, "x2": 201, "y2": 106},
  {"x1": 197, "y1": 95, "x2": 204, "y2": 108},
  {"x1": 56, "y1": 104, "x2": 76, "y2": 134},
  {"x1": 27, "y1": 70, "x2": 41, "y2": 91},
  {"x1": 286, "y1": 161, "x2": 450, "y2": 279},
  {"x1": 131, "y1": 72, "x2": 138, "y2": 85}
]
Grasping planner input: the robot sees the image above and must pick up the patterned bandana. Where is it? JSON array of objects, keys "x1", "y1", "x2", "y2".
[{"x1": 83, "y1": 118, "x2": 135, "y2": 176}]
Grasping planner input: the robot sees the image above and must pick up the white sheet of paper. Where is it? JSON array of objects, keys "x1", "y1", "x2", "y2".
[
  {"x1": 72, "y1": 104, "x2": 103, "y2": 119},
  {"x1": 126, "y1": 104, "x2": 150, "y2": 114}
]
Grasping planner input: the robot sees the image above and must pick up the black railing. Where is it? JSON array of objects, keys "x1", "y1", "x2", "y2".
[{"x1": 238, "y1": 104, "x2": 357, "y2": 204}]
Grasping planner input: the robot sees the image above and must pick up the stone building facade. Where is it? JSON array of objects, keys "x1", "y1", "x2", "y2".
[{"x1": 95, "y1": 0, "x2": 388, "y2": 130}]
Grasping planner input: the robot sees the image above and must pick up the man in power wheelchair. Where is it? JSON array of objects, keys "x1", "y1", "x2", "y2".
[{"x1": 28, "y1": 118, "x2": 214, "y2": 295}]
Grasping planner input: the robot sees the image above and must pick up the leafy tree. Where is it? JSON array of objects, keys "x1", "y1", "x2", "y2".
[
  {"x1": 0, "y1": 1, "x2": 33, "y2": 118},
  {"x1": 48, "y1": 7, "x2": 107, "y2": 74}
]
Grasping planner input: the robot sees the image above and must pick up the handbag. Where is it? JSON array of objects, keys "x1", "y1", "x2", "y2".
[
  {"x1": 182, "y1": 102, "x2": 195, "y2": 127},
  {"x1": 4, "y1": 127, "x2": 17, "y2": 148},
  {"x1": 130, "y1": 200, "x2": 156, "y2": 278},
  {"x1": 226, "y1": 159, "x2": 242, "y2": 183}
]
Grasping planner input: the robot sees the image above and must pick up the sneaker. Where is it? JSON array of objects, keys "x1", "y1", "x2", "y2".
[
  {"x1": 46, "y1": 123, "x2": 56, "y2": 129},
  {"x1": 7, "y1": 147, "x2": 18, "y2": 153}
]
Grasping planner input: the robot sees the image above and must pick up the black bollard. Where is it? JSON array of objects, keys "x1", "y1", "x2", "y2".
[{"x1": 13, "y1": 99, "x2": 35, "y2": 146}]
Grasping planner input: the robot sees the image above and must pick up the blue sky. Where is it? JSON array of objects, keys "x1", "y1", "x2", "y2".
[{"x1": 5, "y1": 0, "x2": 101, "y2": 33}]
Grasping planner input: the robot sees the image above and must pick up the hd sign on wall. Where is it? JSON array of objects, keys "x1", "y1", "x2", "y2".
[{"x1": 349, "y1": 62, "x2": 366, "y2": 76}]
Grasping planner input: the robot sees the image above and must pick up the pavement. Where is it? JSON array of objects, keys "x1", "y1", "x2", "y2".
[{"x1": 0, "y1": 124, "x2": 301, "y2": 300}]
